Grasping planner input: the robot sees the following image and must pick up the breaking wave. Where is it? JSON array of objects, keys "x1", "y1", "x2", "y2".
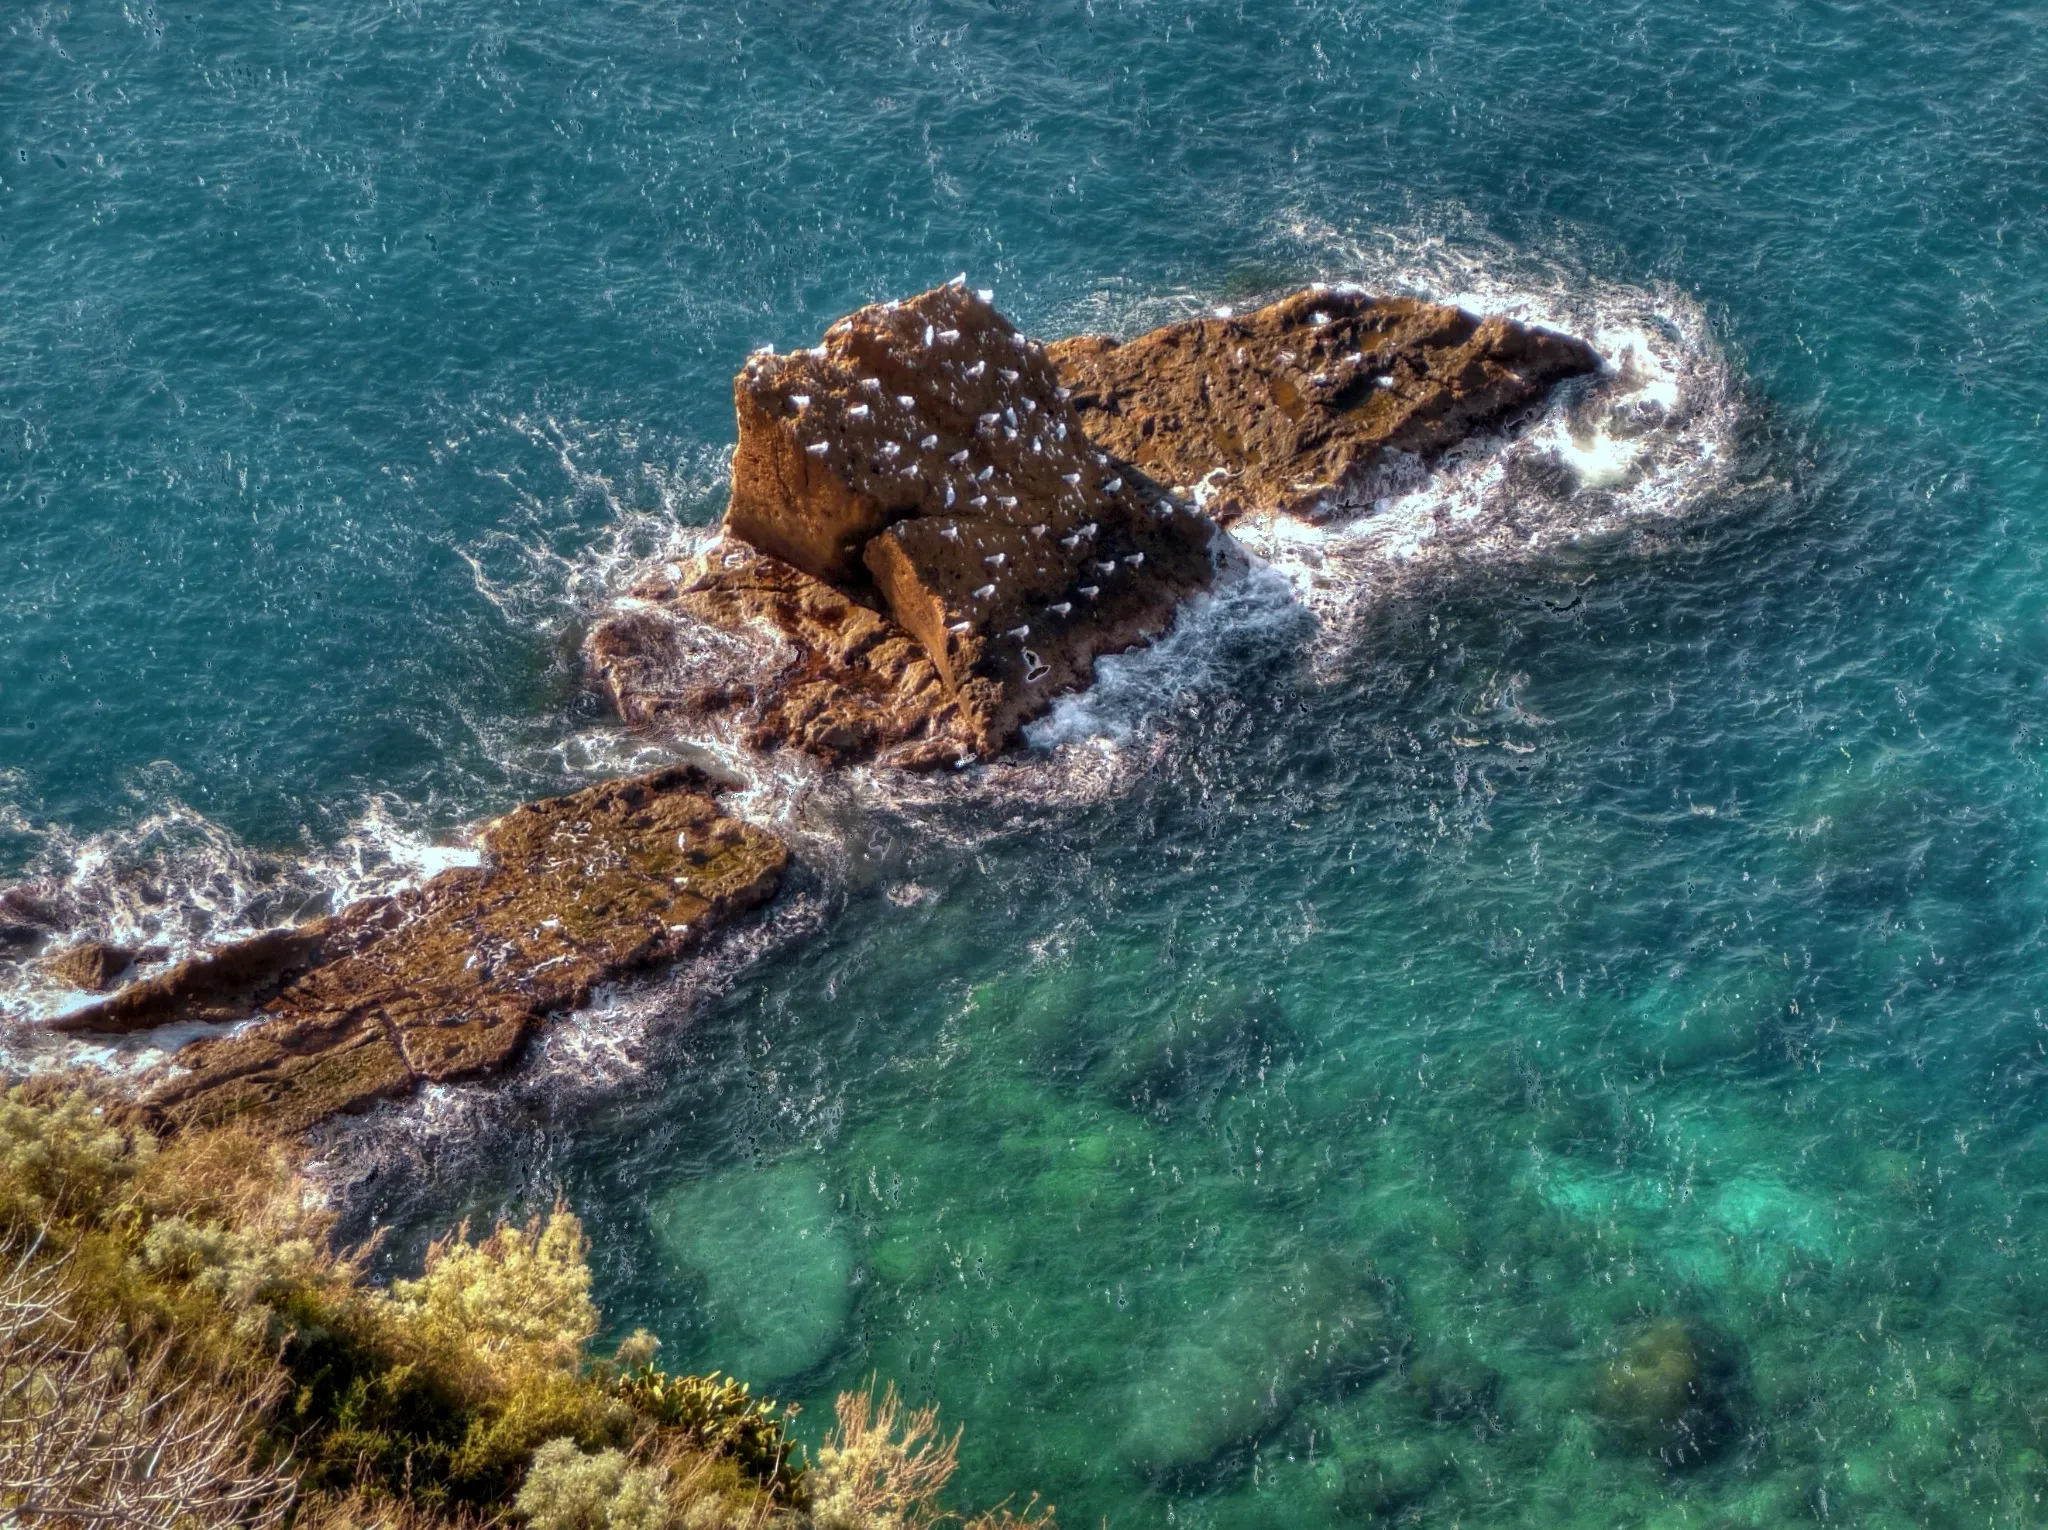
[{"x1": 0, "y1": 794, "x2": 486, "y2": 1072}]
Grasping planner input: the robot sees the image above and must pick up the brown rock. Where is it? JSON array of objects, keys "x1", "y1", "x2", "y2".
[
  {"x1": 42, "y1": 940, "x2": 138, "y2": 993},
  {"x1": 49, "y1": 906, "x2": 397, "y2": 1034},
  {"x1": 1047, "y1": 287, "x2": 1601, "y2": 525},
  {"x1": 59, "y1": 767, "x2": 786, "y2": 1135},
  {"x1": 597, "y1": 282, "x2": 1220, "y2": 766},
  {"x1": 590, "y1": 285, "x2": 1597, "y2": 771},
  {"x1": 588, "y1": 542, "x2": 972, "y2": 768},
  {"x1": 139, "y1": 1013, "x2": 415, "y2": 1138}
]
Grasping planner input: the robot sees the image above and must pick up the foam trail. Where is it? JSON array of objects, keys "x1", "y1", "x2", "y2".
[
  {"x1": 0, "y1": 795, "x2": 482, "y2": 1073},
  {"x1": 452, "y1": 415, "x2": 733, "y2": 640}
]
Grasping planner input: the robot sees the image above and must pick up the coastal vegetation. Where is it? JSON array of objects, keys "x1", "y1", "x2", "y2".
[{"x1": 0, "y1": 1082, "x2": 1048, "y2": 1530}]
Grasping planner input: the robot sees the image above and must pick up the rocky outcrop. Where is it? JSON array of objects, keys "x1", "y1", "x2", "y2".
[
  {"x1": 41, "y1": 940, "x2": 142, "y2": 993},
  {"x1": 590, "y1": 282, "x2": 1222, "y2": 768},
  {"x1": 589, "y1": 283, "x2": 1598, "y2": 770},
  {"x1": 1046, "y1": 287, "x2": 1601, "y2": 524},
  {"x1": 588, "y1": 541, "x2": 972, "y2": 769},
  {"x1": 0, "y1": 884, "x2": 71, "y2": 957},
  {"x1": 51, "y1": 768, "x2": 786, "y2": 1135}
]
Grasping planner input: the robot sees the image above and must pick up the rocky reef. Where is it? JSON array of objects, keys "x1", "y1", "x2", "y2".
[
  {"x1": 20, "y1": 280, "x2": 1600, "y2": 1137},
  {"x1": 590, "y1": 283, "x2": 1598, "y2": 768},
  {"x1": 1593, "y1": 1317, "x2": 1742, "y2": 1469},
  {"x1": 1049, "y1": 287, "x2": 1600, "y2": 524},
  {"x1": 45, "y1": 768, "x2": 785, "y2": 1134},
  {"x1": 592, "y1": 282, "x2": 1219, "y2": 767}
]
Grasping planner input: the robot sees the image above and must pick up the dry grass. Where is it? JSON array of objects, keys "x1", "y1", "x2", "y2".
[
  {"x1": 0, "y1": 1242, "x2": 297, "y2": 1529},
  {"x1": 806, "y1": 1384, "x2": 962, "y2": 1530}
]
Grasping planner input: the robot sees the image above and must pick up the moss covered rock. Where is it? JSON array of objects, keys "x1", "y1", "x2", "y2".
[{"x1": 1593, "y1": 1318, "x2": 1741, "y2": 1469}]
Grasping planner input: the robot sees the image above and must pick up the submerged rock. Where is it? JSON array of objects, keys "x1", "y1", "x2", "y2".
[
  {"x1": 650, "y1": 1161, "x2": 855, "y2": 1384},
  {"x1": 1048, "y1": 287, "x2": 1601, "y2": 524},
  {"x1": 1593, "y1": 1317, "x2": 1741, "y2": 1468},
  {"x1": 0, "y1": 883, "x2": 71, "y2": 957},
  {"x1": 53, "y1": 768, "x2": 786, "y2": 1135},
  {"x1": 592, "y1": 281, "x2": 1222, "y2": 768},
  {"x1": 1120, "y1": 1252, "x2": 1396, "y2": 1481}
]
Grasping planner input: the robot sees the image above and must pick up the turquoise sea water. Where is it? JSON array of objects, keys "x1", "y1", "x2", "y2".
[{"x1": 11, "y1": 1, "x2": 2048, "y2": 1524}]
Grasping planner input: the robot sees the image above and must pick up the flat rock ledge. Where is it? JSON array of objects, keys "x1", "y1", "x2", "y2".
[
  {"x1": 48, "y1": 768, "x2": 786, "y2": 1136},
  {"x1": 589, "y1": 284, "x2": 1598, "y2": 767},
  {"x1": 1049, "y1": 287, "x2": 1600, "y2": 524}
]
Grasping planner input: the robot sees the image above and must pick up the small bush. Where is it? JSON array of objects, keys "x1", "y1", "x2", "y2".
[
  {"x1": 807, "y1": 1385, "x2": 960, "y2": 1530},
  {"x1": 0, "y1": 1082, "x2": 151, "y2": 1235},
  {"x1": 516, "y1": 1437, "x2": 670, "y2": 1530},
  {"x1": 393, "y1": 1206, "x2": 599, "y2": 1390}
]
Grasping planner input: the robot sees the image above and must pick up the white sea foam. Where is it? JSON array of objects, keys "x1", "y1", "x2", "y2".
[
  {"x1": 0, "y1": 793, "x2": 482, "y2": 1073},
  {"x1": 453, "y1": 413, "x2": 733, "y2": 639}
]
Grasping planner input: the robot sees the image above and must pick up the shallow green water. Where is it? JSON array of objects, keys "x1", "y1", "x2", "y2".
[
  {"x1": 12, "y1": 0, "x2": 2048, "y2": 1523},
  {"x1": 499, "y1": 517, "x2": 2048, "y2": 1526}
]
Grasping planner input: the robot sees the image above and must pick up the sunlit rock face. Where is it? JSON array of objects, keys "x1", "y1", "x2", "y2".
[
  {"x1": 51, "y1": 768, "x2": 786, "y2": 1135},
  {"x1": 590, "y1": 283, "x2": 1601, "y2": 770},
  {"x1": 589, "y1": 284, "x2": 1220, "y2": 769},
  {"x1": 1048, "y1": 287, "x2": 1602, "y2": 524}
]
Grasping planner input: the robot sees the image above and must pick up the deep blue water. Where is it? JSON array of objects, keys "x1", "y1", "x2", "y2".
[{"x1": 11, "y1": 1, "x2": 2048, "y2": 1524}]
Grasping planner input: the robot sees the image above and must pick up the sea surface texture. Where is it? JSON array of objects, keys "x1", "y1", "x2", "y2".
[{"x1": 7, "y1": 2, "x2": 2048, "y2": 1525}]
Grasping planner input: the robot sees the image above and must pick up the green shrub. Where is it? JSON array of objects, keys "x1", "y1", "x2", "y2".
[
  {"x1": 392, "y1": 1207, "x2": 600, "y2": 1390},
  {"x1": 0, "y1": 1082, "x2": 151, "y2": 1235},
  {"x1": 515, "y1": 1438, "x2": 670, "y2": 1530},
  {"x1": 615, "y1": 1366, "x2": 800, "y2": 1497},
  {"x1": 0, "y1": 1084, "x2": 1055, "y2": 1530}
]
